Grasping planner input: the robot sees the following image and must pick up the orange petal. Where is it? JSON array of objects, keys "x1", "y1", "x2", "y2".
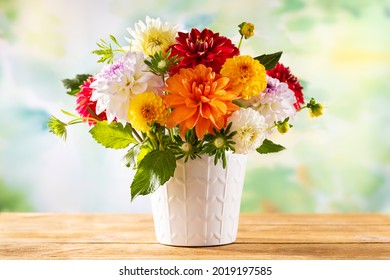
[
  {"x1": 185, "y1": 110, "x2": 200, "y2": 128},
  {"x1": 195, "y1": 117, "x2": 211, "y2": 140},
  {"x1": 163, "y1": 94, "x2": 186, "y2": 107},
  {"x1": 200, "y1": 103, "x2": 212, "y2": 119},
  {"x1": 185, "y1": 98, "x2": 198, "y2": 108},
  {"x1": 210, "y1": 99, "x2": 227, "y2": 114},
  {"x1": 166, "y1": 106, "x2": 197, "y2": 128}
]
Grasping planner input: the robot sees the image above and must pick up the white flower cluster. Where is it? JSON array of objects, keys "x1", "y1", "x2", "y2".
[
  {"x1": 90, "y1": 52, "x2": 163, "y2": 125},
  {"x1": 229, "y1": 76, "x2": 296, "y2": 153},
  {"x1": 227, "y1": 108, "x2": 267, "y2": 154}
]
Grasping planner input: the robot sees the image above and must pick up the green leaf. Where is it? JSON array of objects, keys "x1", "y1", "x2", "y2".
[
  {"x1": 254, "y1": 51, "x2": 282, "y2": 70},
  {"x1": 130, "y1": 150, "x2": 176, "y2": 201},
  {"x1": 89, "y1": 121, "x2": 137, "y2": 149},
  {"x1": 256, "y1": 139, "x2": 286, "y2": 154},
  {"x1": 123, "y1": 144, "x2": 151, "y2": 169},
  {"x1": 232, "y1": 99, "x2": 247, "y2": 108},
  {"x1": 61, "y1": 74, "x2": 91, "y2": 96}
]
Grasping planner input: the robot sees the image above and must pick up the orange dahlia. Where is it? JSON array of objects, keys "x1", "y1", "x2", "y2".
[{"x1": 163, "y1": 64, "x2": 239, "y2": 140}]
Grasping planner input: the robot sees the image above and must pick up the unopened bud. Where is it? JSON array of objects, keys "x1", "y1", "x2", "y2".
[
  {"x1": 277, "y1": 122, "x2": 290, "y2": 134},
  {"x1": 214, "y1": 137, "x2": 225, "y2": 149},
  {"x1": 239, "y1": 22, "x2": 255, "y2": 39},
  {"x1": 157, "y1": 60, "x2": 167, "y2": 69},
  {"x1": 307, "y1": 98, "x2": 324, "y2": 118},
  {"x1": 181, "y1": 142, "x2": 192, "y2": 152}
]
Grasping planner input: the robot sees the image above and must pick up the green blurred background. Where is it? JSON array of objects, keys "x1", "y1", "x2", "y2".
[{"x1": 1, "y1": 0, "x2": 389, "y2": 212}]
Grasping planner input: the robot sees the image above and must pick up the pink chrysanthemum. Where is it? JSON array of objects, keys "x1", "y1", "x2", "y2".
[
  {"x1": 75, "y1": 77, "x2": 108, "y2": 125},
  {"x1": 169, "y1": 28, "x2": 239, "y2": 75},
  {"x1": 267, "y1": 62, "x2": 304, "y2": 110}
]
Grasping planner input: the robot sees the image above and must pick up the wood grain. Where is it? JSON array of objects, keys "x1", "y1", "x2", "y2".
[{"x1": 1, "y1": 213, "x2": 389, "y2": 260}]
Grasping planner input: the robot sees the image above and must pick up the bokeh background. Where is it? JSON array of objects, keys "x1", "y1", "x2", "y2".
[{"x1": 1, "y1": 0, "x2": 389, "y2": 213}]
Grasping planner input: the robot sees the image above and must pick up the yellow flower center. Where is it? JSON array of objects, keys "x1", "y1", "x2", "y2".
[{"x1": 141, "y1": 105, "x2": 157, "y2": 122}]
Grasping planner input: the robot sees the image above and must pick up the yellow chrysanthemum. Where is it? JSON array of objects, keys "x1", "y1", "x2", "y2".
[
  {"x1": 220, "y1": 55, "x2": 267, "y2": 100},
  {"x1": 128, "y1": 92, "x2": 168, "y2": 132}
]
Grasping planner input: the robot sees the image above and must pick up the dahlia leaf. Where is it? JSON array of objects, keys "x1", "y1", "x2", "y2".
[
  {"x1": 123, "y1": 144, "x2": 150, "y2": 169},
  {"x1": 62, "y1": 74, "x2": 91, "y2": 96},
  {"x1": 256, "y1": 139, "x2": 285, "y2": 154},
  {"x1": 254, "y1": 51, "x2": 282, "y2": 70},
  {"x1": 130, "y1": 150, "x2": 176, "y2": 201},
  {"x1": 89, "y1": 121, "x2": 137, "y2": 149}
]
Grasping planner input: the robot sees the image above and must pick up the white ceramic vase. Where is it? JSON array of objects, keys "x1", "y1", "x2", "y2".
[{"x1": 151, "y1": 153, "x2": 247, "y2": 247}]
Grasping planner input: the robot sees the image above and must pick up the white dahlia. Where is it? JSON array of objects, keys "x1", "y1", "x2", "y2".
[
  {"x1": 90, "y1": 51, "x2": 163, "y2": 125},
  {"x1": 127, "y1": 16, "x2": 178, "y2": 56},
  {"x1": 243, "y1": 76, "x2": 296, "y2": 128},
  {"x1": 227, "y1": 108, "x2": 267, "y2": 154}
]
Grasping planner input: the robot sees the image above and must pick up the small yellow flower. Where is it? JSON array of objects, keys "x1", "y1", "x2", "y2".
[
  {"x1": 220, "y1": 55, "x2": 267, "y2": 100},
  {"x1": 239, "y1": 22, "x2": 255, "y2": 39},
  {"x1": 128, "y1": 92, "x2": 168, "y2": 132}
]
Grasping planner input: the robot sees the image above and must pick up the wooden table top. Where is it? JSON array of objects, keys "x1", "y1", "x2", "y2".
[{"x1": 1, "y1": 213, "x2": 389, "y2": 260}]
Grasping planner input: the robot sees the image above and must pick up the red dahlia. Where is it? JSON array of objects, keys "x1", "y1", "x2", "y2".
[
  {"x1": 267, "y1": 62, "x2": 304, "y2": 110},
  {"x1": 75, "y1": 77, "x2": 107, "y2": 125},
  {"x1": 169, "y1": 28, "x2": 239, "y2": 75}
]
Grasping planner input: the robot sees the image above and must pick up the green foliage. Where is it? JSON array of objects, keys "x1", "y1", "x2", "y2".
[
  {"x1": 144, "y1": 49, "x2": 182, "y2": 76},
  {"x1": 47, "y1": 115, "x2": 68, "y2": 140},
  {"x1": 89, "y1": 121, "x2": 138, "y2": 149},
  {"x1": 169, "y1": 129, "x2": 202, "y2": 162},
  {"x1": 62, "y1": 74, "x2": 91, "y2": 96},
  {"x1": 123, "y1": 144, "x2": 151, "y2": 169},
  {"x1": 201, "y1": 123, "x2": 237, "y2": 168},
  {"x1": 254, "y1": 51, "x2": 283, "y2": 70},
  {"x1": 256, "y1": 139, "x2": 286, "y2": 154},
  {"x1": 92, "y1": 35, "x2": 124, "y2": 63},
  {"x1": 130, "y1": 150, "x2": 176, "y2": 200}
]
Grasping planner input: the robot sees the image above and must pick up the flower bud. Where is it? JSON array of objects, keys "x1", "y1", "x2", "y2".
[
  {"x1": 181, "y1": 142, "x2": 192, "y2": 152},
  {"x1": 277, "y1": 122, "x2": 290, "y2": 134},
  {"x1": 214, "y1": 137, "x2": 225, "y2": 149},
  {"x1": 239, "y1": 22, "x2": 255, "y2": 39},
  {"x1": 157, "y1": 60, "x2": 167, "y2": 69},
  {"x1": 307, "y1": 98, "x2": 324, "y2": 118}
]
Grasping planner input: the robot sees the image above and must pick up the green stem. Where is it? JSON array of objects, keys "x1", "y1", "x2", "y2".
[
  {"x1": 296, "y1": 105, "x2": 308, "y2": 113},
  {"x1": 266, "y1": 124, "x2": 277, "y2": 131},
  {"x1": 237, "y1": 35, "x2": 244, "y2": 49},
  {"x1": 147, "y1": 131, "x2": 158, "y2": 150},
  {"x1": 132, "y1": 128, "x2": 143, "y2": 143},
  {"x1": 168, "y1": 128, "x2": 175, "y2": 143},
  {"x1": 156, "y1": 131, "x2": 164, "y2": 151}
]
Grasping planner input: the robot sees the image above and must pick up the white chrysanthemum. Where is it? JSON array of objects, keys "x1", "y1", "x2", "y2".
[
  {"x1": 243, "y1": 76, "x2": 296, "y2": 128},
  {"x1": 127, "y1": 16, "x2": 178, "y2": 56},
  {"x1": 90, "y1": 51, "x2": 164, "y2": 125},
  {"x1": 227, "y1": 108, "x2": 267, "y2": 154}
]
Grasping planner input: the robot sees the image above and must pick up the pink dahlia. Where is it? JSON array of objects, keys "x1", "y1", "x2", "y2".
[
  {"x1": 267, "y1": 63, "x2": 304, "y2": 110},
  {"x1": 169, "y1": 28, "x2": 239, "y2": 75},
  {"x1": 75, "y1": 77, "x2": 108, "y2": 125}
]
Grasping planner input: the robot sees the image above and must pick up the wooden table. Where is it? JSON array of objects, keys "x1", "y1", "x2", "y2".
[{"x1": 1, "y1": 213, "x2": 389, "y2": 259}]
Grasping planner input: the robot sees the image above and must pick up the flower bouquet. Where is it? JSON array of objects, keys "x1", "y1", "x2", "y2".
[{"x1": 48, "y1": 17, "x2": 322, "y2": 245}]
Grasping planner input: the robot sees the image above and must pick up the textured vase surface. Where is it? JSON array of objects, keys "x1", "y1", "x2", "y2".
[{"x1": 151, "y1": 153, "x2": 247, "y2": 247}]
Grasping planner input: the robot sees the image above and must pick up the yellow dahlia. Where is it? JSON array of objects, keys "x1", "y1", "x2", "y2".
[
  {"x1": 128, "y1": 92, "x2": 168, "y2": 132},
  {"x1": 220, "y1": 55, "x2": 267, "y2": 100}
]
